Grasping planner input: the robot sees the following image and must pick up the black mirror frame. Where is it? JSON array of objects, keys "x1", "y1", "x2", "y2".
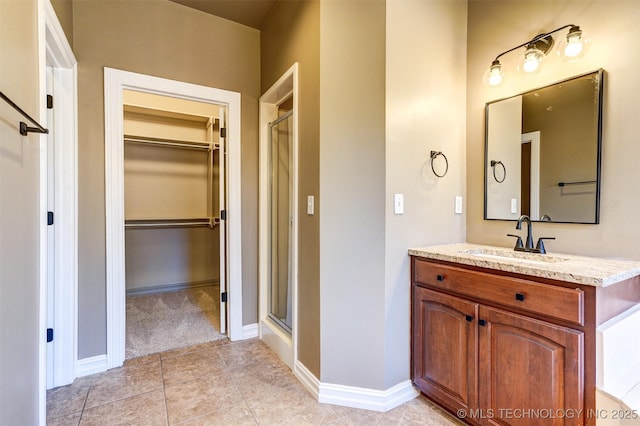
[{"x1": 483, "y1": 69, "x2": 605, "y2": 224}]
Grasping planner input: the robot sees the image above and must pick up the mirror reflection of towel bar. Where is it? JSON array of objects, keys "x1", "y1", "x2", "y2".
[{"x1": 558, "y1": 180, "x2": 596, "y2": 187}]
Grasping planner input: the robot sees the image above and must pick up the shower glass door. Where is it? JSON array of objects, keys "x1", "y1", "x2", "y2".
[{"x1": 268, "y1": 110, "x2": 293, "y2": 334}]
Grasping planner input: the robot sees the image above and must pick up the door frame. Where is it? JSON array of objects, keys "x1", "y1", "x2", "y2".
[
  {"x1": 38, "y1": 0, "x2": 79, "y2": 396},
  {"x1": 259, "y1": 63, "x2": 299, "y2": 368},
  {"x1": 104, "y1": 68, "x2": 243, "y2": 369}
]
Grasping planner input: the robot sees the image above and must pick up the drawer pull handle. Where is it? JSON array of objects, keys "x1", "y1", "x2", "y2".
[
  {"x1": 478, "y1": 319, "x2": 487, "y2": 326},
  {"x1": 436, "y1": 274, "x2": 445, "y2": 281},
  {"x1": 515, "y1": 293, "x2": 525, "y2": 301},
  {"x1": 465, "y1": 315, "x2": 474, "y2": 322}
]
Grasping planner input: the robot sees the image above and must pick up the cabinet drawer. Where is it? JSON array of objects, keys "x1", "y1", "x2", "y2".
[{"x1": 414, "y1": 259, "x2": 584, "y2": 326}]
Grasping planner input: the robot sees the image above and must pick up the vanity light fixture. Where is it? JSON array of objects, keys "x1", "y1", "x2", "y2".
[
  {"x1": 487, "y1": 24, "x2": 587, "y2": 87},
  {"x1": 561, "y1": 25, "x2": 586, "y2": 58}
]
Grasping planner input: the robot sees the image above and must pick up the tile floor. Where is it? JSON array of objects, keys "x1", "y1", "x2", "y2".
[{"x1": 47, "y1": 338, "x2": 463, "y2": 425}]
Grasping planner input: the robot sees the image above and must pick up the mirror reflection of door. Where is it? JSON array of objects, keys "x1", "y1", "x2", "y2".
[
  {"x1": 268, "y1": 98, "x2": 293, "y2": 334},
  {"x1": 521, "y1": 131, "x2": 540, "y2": 221},
  {"x1": 521, "y1": 142, "x2": 531, "y2": 217}
]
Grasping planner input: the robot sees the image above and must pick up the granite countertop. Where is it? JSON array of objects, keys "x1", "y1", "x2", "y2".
[{"x1": 408, "y1": 243, "x2": 640, "y2": 287}]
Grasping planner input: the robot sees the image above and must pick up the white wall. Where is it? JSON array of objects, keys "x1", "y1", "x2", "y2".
[
  {"x1": 385, "y1": 0, "x2": 468, "y2": 388},
  {"x1": 0, "y1": 0, "x2": 43, "y2": 423}
]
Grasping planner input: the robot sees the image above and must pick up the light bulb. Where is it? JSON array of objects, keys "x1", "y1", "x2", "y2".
[
  {"x1": 488, "y1": 60, "x2": 503, "y2": 86},
  {"x1": 564, "y1": 28, "x2": 584, "y2": 57},
  {"x1": 522, "y1": 48, "x2": 543, "y2": 73}
]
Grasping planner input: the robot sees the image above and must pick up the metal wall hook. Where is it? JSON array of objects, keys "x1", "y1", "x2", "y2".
[
  {"x1": 490, "y1": 160, "x2": 506, "y2": 183},
  {"x1": 430, "y1": 151, "x2": 448, "y2": 178}
]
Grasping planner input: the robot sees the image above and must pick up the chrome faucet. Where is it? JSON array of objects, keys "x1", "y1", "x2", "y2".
[{"x1": 515, "y1": 214, "x2": 535, "y2": 252}]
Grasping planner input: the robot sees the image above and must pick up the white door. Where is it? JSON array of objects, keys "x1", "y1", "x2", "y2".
[{"x1": 218, "y1": 108, "x2": 227, "y2": 334}]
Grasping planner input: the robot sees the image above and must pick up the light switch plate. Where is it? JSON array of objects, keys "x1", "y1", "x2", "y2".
[
  {"x1": 455, "y1": 196, "x2": 463, "y2": 214},
  {"x1": 307, "y1": 195, "x2": 314, "y2": 215},
  {"x1": 511, "y1": 198, "x2": 518, "y2": 214},
  {"x1": 394, "y1": 194, "x2": 404, "y2": 215}
]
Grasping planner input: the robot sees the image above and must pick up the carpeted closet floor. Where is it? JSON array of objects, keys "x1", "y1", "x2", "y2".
[{"x1": 125, "y1": 285, "x2": 226, "y2": 360}]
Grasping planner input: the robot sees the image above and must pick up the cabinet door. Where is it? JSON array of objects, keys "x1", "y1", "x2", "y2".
[
  {"x1": 478, "y1": 306, "x2": 584, "y2": 426},
  {"x1": 413, "y1": 286, "x2": 478, "y2": 412}
]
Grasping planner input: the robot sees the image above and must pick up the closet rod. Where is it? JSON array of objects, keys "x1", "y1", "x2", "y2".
[
  {"x1": 125, "y1": 222, "x2": 215, "y2": 228},
  {"x1": 0, "y1": 90, "x2": 49, "y2": 136},
  {"x1": 125, "y1": 218, "x2": 219, "y2": 229},
  {"x1": 124, "y1": 136, "x2": 211, "y2": 151}
]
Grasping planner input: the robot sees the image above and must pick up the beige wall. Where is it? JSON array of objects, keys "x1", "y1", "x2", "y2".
[
  {"x1": 319, "y1": 0, "x2": 387, "y2": 388},
  {"x1": 73, "y1": 0, "x2": 260, "y2": 358},
  {"x1": 467, "y1": 0, "x2": 640, "y2": 261},
  {"x1": 261, "y1": 0, "x2": 321, "y2": 376},
  {"x1": 123, "y1": 94, "x2": 220, "y2": 292},
  {"x1": 0, "y1": 1, "x2": 42, "y2": 422},
  {"x1": 262, "y1": 0, "x2": 468, "y2": 389},
  {"x1": 51, "y1": 0, "x2": 73, "y2": 48},
  {"x1": 385, "y1": 0, "x2": 468, "y2": 388}
]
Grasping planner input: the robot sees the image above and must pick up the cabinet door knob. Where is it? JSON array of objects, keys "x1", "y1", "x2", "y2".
[
  {"x1": 465, "y1": 315, "x2": 474, "y2": 322},
  {"x1": 436, "y1": 274, "x2": 445, "y2": 281},
  {"x1": 478, "y1": 319, "x2": 487, "y2": 326},
  {"x1": 515, "y1": 293, "x2": 525, "y2": 301}
]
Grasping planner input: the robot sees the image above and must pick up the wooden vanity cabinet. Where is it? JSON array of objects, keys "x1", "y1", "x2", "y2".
[
  {"x1": 478, "y1": 306, "x2": 583, "y2": 426},
  {"x1": 413, "y1": 287, "x2": 478, "y2": 413},
  {"x1": 412, "y1": 257, "x2": 587, "y2": 426}
]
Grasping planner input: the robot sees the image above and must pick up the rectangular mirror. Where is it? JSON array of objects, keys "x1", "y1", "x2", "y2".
[{"x1": 484, "y1": 69, "x2": 604, "y2": 224}]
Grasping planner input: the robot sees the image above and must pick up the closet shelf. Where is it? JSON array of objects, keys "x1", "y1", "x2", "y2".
[
  {"x1": 124, "y1": 103, "x2": 212, "y2": 124},
  {"x1": 124, "y1": 134, "x2": 213, "y2": 151},
  {"x1": 125, "y1": 217, "x2": 220, "y2": 229}
]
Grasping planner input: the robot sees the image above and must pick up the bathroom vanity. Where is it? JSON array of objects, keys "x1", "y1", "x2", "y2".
[{"x1": 409, "y1": 243, "x2": 640, "y2": 426}]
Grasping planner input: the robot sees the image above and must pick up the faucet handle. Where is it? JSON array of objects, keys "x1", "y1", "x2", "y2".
[
  {"x1": 507, "y1": 234, "x2": 524, "y2": 251},
  {"x1": 535, "y1": 237, "x2": 555, "y2": 254}
]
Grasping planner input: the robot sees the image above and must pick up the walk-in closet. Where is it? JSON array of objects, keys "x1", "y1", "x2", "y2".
[{"x1": 122, "y1": 90, "x2": 227, "y2": 359}]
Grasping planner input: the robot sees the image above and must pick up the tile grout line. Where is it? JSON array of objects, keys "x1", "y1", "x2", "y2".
[
  {"x1": 160, "y1": 356, "x2": 170, "y2": 426},
  {"x1": 76, "y1": 380, "x2": 92, "y2": 425},
  {"x1": 216, "y1": 346, "x2": 261, "y2": 425}
]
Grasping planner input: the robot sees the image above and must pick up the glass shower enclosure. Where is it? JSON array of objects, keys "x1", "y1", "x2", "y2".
[{"x1": 268, "y1": 109, "x2": 293, "y2": 334}]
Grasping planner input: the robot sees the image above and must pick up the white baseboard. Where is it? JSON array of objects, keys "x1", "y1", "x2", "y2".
[
  {"x1": 293, "y1": 359, "x2": 418, "y2": 412},
  {"x1": 242, "y1": 323, "x2": 259, "y2": 339},
  {"x1": 294, "y1": 360, "x2": 320, "y2": 400},
  {"x1": 76, "y1": 354, "x2": 108, "y2": 377},
  {"x1": 319, "y1": 379, "x2": 419, "y2": 412}
]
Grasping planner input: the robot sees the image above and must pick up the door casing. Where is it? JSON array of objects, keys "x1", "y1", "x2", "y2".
[
  {"x1": 104, "y1": 68, "x2": 243, "y2": 369},
  {"x1": 259, "y1": 63, "x2": 299, "y2": 369}
]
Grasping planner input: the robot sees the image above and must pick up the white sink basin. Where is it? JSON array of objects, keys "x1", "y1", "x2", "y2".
[{"x1": 460, "y1": 248, "x2": 569, "y2": 265}]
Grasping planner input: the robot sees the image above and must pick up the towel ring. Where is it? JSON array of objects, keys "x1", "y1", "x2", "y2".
[
  {"x1": 490, "y1": 160, "x2": 506, "y2": 183},
  {"x1": 430, "y1": 151, "x2": 448, "y2": 178}
]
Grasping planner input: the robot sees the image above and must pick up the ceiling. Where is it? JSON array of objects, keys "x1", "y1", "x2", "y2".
[{"x1": 169, "y1": 0, "x2": 278, "y2": 30}]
